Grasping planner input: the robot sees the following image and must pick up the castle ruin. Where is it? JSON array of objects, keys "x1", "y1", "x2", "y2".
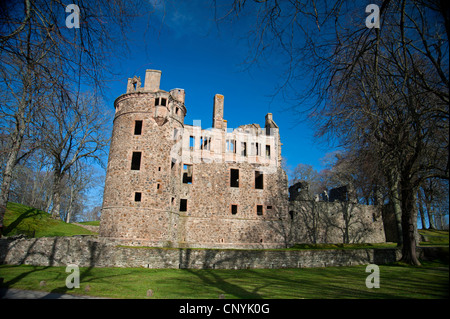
[{"x1": 99, "y1": 70, "x2": 386, "y2": 248}]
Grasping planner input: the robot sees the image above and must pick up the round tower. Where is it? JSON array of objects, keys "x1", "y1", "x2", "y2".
[{"x1": 100, "y1": 70, "x2": 186, "y2": 245}]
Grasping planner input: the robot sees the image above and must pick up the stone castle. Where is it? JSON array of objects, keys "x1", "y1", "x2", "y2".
[{"x1": 99, "y1": 70, "x2": 386, "y2": 248}]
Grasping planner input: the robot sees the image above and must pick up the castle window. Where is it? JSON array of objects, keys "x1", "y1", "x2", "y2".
[
  {"x1": 190, "y1": 136, "x2": 195, "y2": 150},
  {"x1": 134, "y1": 120, "x2": 142, "y2": 135},
  {"x1": 266, "y1": 145, "x2": 271, "y2": 158},
  {"x1": 255, "y1": 171, "x2": 264, "y2": 189},
  {"x1": 131, "y1": 152, "x2": 142, "y2": 170},
  {"x1": 134, "y1": 192, "x2": 142, "y2": 202},
  {"x1": 226, "y1": 139, "x2": 236, "y2": 153},
  {"x1": 155, "y1": 97, "x2": 167, "y2": 106},
  {"x1": 180, "y1": 199, "x2": 187, "y2": 212},
  {"x1": 231, "y1": 204, "x2": 238, "y2": 215},
  {"x1": 183, "y1": 164, "x2": 193, "y2": 184},
  {"x1": 230, "y1": 169, "x2": 239, "y2": 188},
  {"x1": 256, "y1": 205, "x2": 263, "y2": 216},
  {"x1": 289, "y1": 211, "x2": 295, "y2": 220},
  {"x1": 201, "y1": 136, "x2": 211, "y2": 150},
  {"x1": 241, "y1": 142, "x2": 247, "y2": 157},
  {"x1": 267, "y1": 205, "x2": 272, "y2": 210},
  {"x1": 173, "y1": 128, "x2": 178, "y2": 140}
]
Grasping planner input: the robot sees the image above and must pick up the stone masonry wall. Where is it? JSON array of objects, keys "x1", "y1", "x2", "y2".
[{"x1": 2, "y1": 236, "x2": 441, "y2": 269}]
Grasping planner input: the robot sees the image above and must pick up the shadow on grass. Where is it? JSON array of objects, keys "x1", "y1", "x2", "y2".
[{"x1": 3, "y1": 208, "x2": 41, "y2": 237}]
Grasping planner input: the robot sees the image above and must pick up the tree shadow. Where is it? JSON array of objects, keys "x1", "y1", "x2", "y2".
[{"x1": 2, "y1": 208, "x2": 41, "y2": 237}]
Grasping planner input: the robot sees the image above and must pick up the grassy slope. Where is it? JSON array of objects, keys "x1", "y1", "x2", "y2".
[
  {"x1": 419, "y1": 229, "x2": 449, "y2": 246},
  {"x1": 2, "y1": 202, "x2": 96, "y2": 237}
]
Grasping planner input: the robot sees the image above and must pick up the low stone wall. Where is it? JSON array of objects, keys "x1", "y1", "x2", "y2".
[{"x1": 0, "y1": 236, "x2": 443, "y2": 269}]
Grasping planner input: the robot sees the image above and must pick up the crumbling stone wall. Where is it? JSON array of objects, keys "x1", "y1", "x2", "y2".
[
  {"x1": 1, "y1": 236, "x2": 410, "y2": 269},
  {"x1": 289, "y1": 201, "x2": 385, "y2": 244}
]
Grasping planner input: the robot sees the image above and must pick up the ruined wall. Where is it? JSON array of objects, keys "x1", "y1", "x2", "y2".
[
  {"x1": 289, "y1": 201, "x2": 386, "y2": 244},
  {"x1": 1, "y1": 236, "x2": 416, "y2": 269},
  {"x1": 177, "y1": 162, "x2": 289, "y2": 248}
]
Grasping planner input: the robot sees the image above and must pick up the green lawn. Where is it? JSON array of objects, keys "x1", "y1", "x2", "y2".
[
  {"x1": 0, "y1": 261, "x2": 448, "y2": 299},
  {"x1": 2, "y1": 202, "x2": 96, "y2": 238}
]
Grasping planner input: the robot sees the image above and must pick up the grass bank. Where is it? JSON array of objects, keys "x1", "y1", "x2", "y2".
[{"x1": 2, "y1": 202, "x2": 96, "y2": 237}]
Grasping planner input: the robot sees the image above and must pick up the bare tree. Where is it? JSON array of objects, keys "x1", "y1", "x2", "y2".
[
  {"x1": 42, "y1": 92, "x2": 110, "y2": 219},
  {"x1": 216, "y1": 0, "x2": 449, "y2": 265},
  {"x1": 0, "y1": 0, "x2": 155, "y2": 235}
]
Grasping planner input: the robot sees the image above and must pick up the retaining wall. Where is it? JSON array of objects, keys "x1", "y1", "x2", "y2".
[{"x1": 0, "y1": 236, "x2": 444, "y2": 269}]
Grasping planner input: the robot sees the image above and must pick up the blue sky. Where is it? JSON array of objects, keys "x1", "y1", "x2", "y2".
[{"x1": 101, "y1": 1, "x2": 335, "y2": 178}]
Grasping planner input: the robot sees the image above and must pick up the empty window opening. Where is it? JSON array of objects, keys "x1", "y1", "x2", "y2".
[
  {"x1": 183, "y1": 164, "x2": 193, "y2": 184},
  {"x1": 266, "y1": 145, "x2": 271, "y2": 158},
  {"x1": 256, "y1": 142, "x2": 260, "y2": 156},
  {"x1": 267, "y1": 205, "x2": 272, "y2": 210},
  {"x1": 134, "y1": 192, "x2": 142, "y2": 202},
  {"x1": 157, "y1": 183, "x2": 161, "y2": 190},
  {"x1": 260, "y1": 239, "x2": 263, "y2": 243},
  {"x1": 230, "y1": 169, "x2": 239, "y2": 188},
  {"x1": 131, "y1": 152, "x2": 142, "y2": 170},
  {"x1": 171, "y1": 197, "x2": 175, "y2": 205},
  {"x1": 134, "y1": 120, "x2": 143, "y2": 135},
  {"x1": 255, "y1": 171, "x2": 264, "y2": 189},
  {"x1": 289, "y1": 211, "x2": 295, "y2": 220},
  {"x1": 180, "y1": 199, "x2": 187, "y2": 212},
  {"x1": 241, "y1": 142, "x2": 247, "y2": 156},
  {"x1": 173, "y1": 128, "x2": 178, "y2": 140},
  {"x1": 226, "y1": 139, "x2": 235, "y2": 153},
  {"x1": 201, "y1": 136, "x2": 211, "y2": 150},
  {"x1": 155, "y1": 97, "x2": 166, "y2": 106},
  {"x1": 189, "y1": 136, "x2": 195, "y2": 150},
  {"x1": 231, "y1": 205, "x2": 238, "y2": 215},
  {"x1": 158, "y1": 167, "x2": 161, "y2": 171},
  {"x1": 257, "y1": 205, "x2": 263, "y2": 216},
  {"x1": 171, "y1": 158, "x2": 176, "y2": 170},
  {"x1": 175, "y1": 107, "x2": 180, "y2": 115}
]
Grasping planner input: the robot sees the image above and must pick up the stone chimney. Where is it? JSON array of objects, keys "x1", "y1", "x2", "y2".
[
  {"x1": 212, "y1": 94, "x2": 224, "y2": 129},
  {"x1": 144, "y1": 69, "x2": 162, "y2": 92}
]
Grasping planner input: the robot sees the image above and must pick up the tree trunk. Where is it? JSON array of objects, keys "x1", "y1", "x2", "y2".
[
  {"x1": 50, "y1": 172, "x2": 62, "y2": 219},
  {"x1": 0, "y1": 152, "x2": 18, "y2": 236},
  {"x1": 400, "y1": 177, "x2": 421, "y2": 266},
  {"x1": 417, "y1": 190, "x2": 427, "y2": 229},
  {"x1": 425, "y1": 201, "x2": 436, "y2": 229},
  {"x1": 388, "y1": 170, "x2": 403, "y2": 246},
  {"x1": 0, "y1": 115, "x2": 26, "y2": 236}
]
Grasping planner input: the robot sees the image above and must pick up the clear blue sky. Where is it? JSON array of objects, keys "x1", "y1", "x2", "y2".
[{"x1": 102, "y1": 1, "x2": 334, "y2": 178}]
